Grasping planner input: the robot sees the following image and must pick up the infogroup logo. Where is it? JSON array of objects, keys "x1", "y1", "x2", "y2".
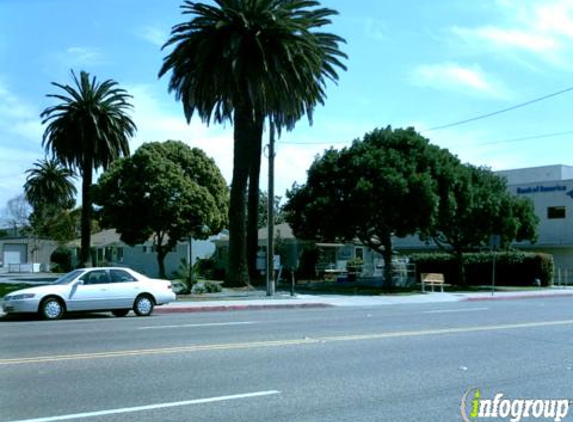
[{"x1": 461, "y1": 388, "x2": 570, "y2": 422}]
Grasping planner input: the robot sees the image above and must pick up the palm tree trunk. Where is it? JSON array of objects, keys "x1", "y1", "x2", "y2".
[
  {"x1": 80, "y1": 158, "x2": 93, "y2": 267},
  {"x1": 247, "y1": 116, "x2": 264, "y2": 281},
  {"x1": 227, "y1": 106, "x2": 256, "y2": 286}
]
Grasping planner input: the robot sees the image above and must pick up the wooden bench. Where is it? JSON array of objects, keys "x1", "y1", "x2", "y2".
[{"x1": 421, "y1": 273, "x2": 445, "y2": 292}]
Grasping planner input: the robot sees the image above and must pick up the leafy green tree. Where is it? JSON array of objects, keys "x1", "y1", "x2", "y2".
[
  {"x1": 430, "y1": 164, "x2": 538, "y2": 284},
  {"x1": 159, "y1": 0, "x2": 346, "y2": 285},
  {"x1": 94, "y1": 141, "x2": 228, "y2": 278},
  {"x1": 257, "y1": 190, "x2": 285, "y2": 229},
  {"x1": 286, "y1": 127, "x2": 443, "y2": 286},
  {"x1": 24, "y1": 158, "x2": 78, "y2": 241},
  {"x1": 41, "y1": 70, "x2": 136, "y2": 266}
]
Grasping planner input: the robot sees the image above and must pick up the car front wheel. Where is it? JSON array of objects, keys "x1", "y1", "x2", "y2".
[
  {"x1": 133, "y1": 295, "x2": 154, "y2": 316},
  {"x1": 40, "y1": 297, "x2": 65, "y2": 320}
]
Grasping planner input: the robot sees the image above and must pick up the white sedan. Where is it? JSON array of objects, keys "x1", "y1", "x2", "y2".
[{"x1": 0, "y1": 267, "x2": 176, "y2": 320}]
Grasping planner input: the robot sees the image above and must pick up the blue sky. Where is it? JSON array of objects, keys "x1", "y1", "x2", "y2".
[{"x1": 2, "y1": 0, "x2": 573, "y2": 221}]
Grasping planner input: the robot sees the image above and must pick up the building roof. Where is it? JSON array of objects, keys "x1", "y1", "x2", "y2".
[
  {"x1": 213, "y1": 223, "x2": 296, "y2": 245},
  {"x1": 67, "y1": 229, "x2": 123, "y2": 248},
  {"x1": 497, "y1": 165, "x2": 573, "y2": 185},
  {"x1": 257, "y1": 223, "x2": 295, "y2": 240}
]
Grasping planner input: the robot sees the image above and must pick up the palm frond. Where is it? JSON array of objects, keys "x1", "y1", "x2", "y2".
[{"x1": 159, "y1": 0, "x2": 346, "y2": 130}]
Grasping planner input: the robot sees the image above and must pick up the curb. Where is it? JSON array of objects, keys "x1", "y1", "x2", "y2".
[
  {"x1": 155, "y1": 303, "x2": 333, "y2": 314},
  {"x1": 465, "y1": 292, "x2": 573, "y2": 302}
]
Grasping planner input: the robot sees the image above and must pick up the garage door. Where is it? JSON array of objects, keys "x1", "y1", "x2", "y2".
[{"x1": 3, "y1": 243, "x2": 27, "y2": 266}]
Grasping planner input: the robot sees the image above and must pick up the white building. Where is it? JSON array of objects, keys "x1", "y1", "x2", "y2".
[{"x1": 498, "y1": 164, "x2": 573, "y2": 269}]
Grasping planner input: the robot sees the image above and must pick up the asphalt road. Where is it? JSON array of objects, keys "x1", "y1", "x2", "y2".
[{"x1": 1, "y1": 298, "x2": 573, "y2": 422}]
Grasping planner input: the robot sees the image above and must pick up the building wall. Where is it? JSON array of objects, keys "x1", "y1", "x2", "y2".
[
  {"x1": 107, "y1": 239, "x2": 216, "y2": 278},
  {"x1": 0, "y1": 238, "x2": 58, "y2": 270},
  {"x1": 506, "y1": 179, "x2": 573, "y2": 247}
]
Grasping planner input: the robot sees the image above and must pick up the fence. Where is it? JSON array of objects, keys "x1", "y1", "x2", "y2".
[{"x1": 554, "y1": 268, "x2": 573, "y2": 286}]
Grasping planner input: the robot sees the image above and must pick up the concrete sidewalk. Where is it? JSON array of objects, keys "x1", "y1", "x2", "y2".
[{"x1": 154, "y1": 287, "x2": 573, "y2": 314}]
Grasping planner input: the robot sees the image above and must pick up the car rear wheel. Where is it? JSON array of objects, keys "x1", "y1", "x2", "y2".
[
  {"x1": 133, "y1": 295, "x2": 154, "y2": 316},
  {"x1": 112, "y1": 309, "x2": 130, "y2": 317},
  {"x1": 40, "y1": 297, "x2": 65, "y2": 320}
]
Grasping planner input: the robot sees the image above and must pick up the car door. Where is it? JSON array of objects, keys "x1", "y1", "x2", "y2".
[
  {"x1": 108, "y1": 269, "x2": 141, "y2": 308},
  {"x1": 67, "y1": 270, "x2": 112, "y2": 311}
]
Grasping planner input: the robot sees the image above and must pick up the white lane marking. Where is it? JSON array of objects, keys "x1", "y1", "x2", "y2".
[
  {"x1": 423, "y1": 307, "x2": 489, "y2": 314},
  {"x1": 138, "y1": 321, "x2": 258, "y2": 330},
  {"x1": 5, "y1": 390, "x2": 281, "y2": 422}
]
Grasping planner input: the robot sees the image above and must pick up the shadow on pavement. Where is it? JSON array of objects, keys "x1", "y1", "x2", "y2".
[{"x1": 0, "y1": 312, "x2": 114, "y2": 322}]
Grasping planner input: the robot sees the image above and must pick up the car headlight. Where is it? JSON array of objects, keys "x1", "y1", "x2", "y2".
[{"x1": 9, "y1": 293, "x2": 36, "y2": 300}]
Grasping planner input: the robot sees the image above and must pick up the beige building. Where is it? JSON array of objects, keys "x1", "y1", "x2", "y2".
[{"x1": 0, "y1": 236, "x2": 59, "y2": 272}]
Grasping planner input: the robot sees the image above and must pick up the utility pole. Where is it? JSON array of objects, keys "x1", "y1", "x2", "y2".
[
  {"x1": 266, "y1": 119, "x2": 275, "y2": 297},
  {"x1": 188, "y1": 235, "x2": 194, "y2": 287}
]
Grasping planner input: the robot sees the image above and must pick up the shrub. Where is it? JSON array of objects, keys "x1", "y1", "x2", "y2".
[
  {"x1": 50, "y1": 246, "x2": 73, "y2": 273},
  {"x1": 191, "y1": 281, "x2": 222, "y2": 294},
  {"x1": 296, "y1": 245, "x2": 319, "y2": 280},
  {"x1": 195, "y1": 257, "x2": 216, "y2": 279},
  {"x1": 410, "y1": 251, "x2": 554, "y2": 287},
  {"x1": 204, "y1": 280, "x2": 222, "y2": 293}
]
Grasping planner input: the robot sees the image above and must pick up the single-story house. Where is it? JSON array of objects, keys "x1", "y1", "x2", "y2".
[
  {"x1": 212, "y1": 223, "x2": 390, "y2": 280},
  {"x1": 67, "y1": 229, "x2": 217, "y2": 278}
]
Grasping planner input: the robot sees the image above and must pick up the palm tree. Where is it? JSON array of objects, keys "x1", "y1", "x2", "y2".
[
  {"x1": 41, "y1": 70, "x2": 136, "y2": 266},
  {"x1": 24, "y1": 158, "x2": 78, "y2": 241},
  {"x1": 159, "y1": 0, "x2": 346, "y2": 285},
  {"x1": 24, "y1": 158, "x2": 77, "y2": 210}
]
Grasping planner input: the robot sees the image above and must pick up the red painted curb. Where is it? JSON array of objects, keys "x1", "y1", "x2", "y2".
[
  {"x1": 466, "y1": 293, "x2": 573, "y2": 302},
  {"x1": 155, "y1": 303, "x2": 333, "y2": 313}
]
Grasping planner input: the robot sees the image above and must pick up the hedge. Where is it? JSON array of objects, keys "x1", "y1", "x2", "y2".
[
  {"x1": 409, "y1": 252, "x2": 554, "y2": 287},
  {"x1": 50, "y1": 246, "x2": 74, "y2": 273}
]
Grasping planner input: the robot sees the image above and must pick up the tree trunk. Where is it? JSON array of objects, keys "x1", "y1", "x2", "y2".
[
  {"x1": 247, "y1": 117, "x2": 264, "y2": 281},
  {"x1": 227, "y1": 106, "x2": 256, "y2": 286},
  {"x1": 454, "y1": 249, "x2": 466, "y2": 286},
  {"x1": 156, "y1": 245, "x2": 167, "y2": 279},
  {"x1": 79, "y1": 157, "x2": 93, "y2": 267},
  {"x1": 381, "y1": 234, "x2": 394, "y2": 291}
]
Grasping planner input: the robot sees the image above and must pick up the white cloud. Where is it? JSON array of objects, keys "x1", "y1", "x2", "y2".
[
  {"x1": 126, "y1": 84, "x2": 234, "y2": 185},
  {"x1": 364, "y1": 18, "x2": 390, "y2": 42},
  {"x1": 136, "y1": 26, "x2": 169, "y2": 47},
  {"x1": 57, "y1": 46, "x2": 109, "y2": 68},
  {"x1": 0, "y1": 82, "x2": 45, "y2": 209},
  {"x1": 0, "y1": 82, "x2": 37, "y2": 120},
  {"x1": 535, "y1": 1, "x2": 573, "y2": 38},
  {"x1": 452, "y1": 0, "x2": 573, "y2": 68},
  {"x1": 410, "y1": 62, "x2": 510, "y2": 99},
  {"x1": 453, "y1": 26, "x2": 559, "y2": 54}
]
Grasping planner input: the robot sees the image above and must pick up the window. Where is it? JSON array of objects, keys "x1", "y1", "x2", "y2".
[
  {"x1": 547, "y1": 206, "x2": 566, "y2": 219},
  {"x1": 81, "y1": 270, "x2": 110, "y2": 285},
  {"x1": 110, "y1": 269, "x2": 137, "y2": 283},
  {"x1": 355, "y1": 247, "x2": 364, "y2": 261}
]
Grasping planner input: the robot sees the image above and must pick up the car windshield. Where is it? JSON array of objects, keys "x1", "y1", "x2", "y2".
[{"x1": 52, "y1": 270, "x2": 84, "y2": 285}]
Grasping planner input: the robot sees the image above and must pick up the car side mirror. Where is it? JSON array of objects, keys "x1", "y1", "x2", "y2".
[{"x1": 73, "y1": 280, "x2": 84, "y2": 286}]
